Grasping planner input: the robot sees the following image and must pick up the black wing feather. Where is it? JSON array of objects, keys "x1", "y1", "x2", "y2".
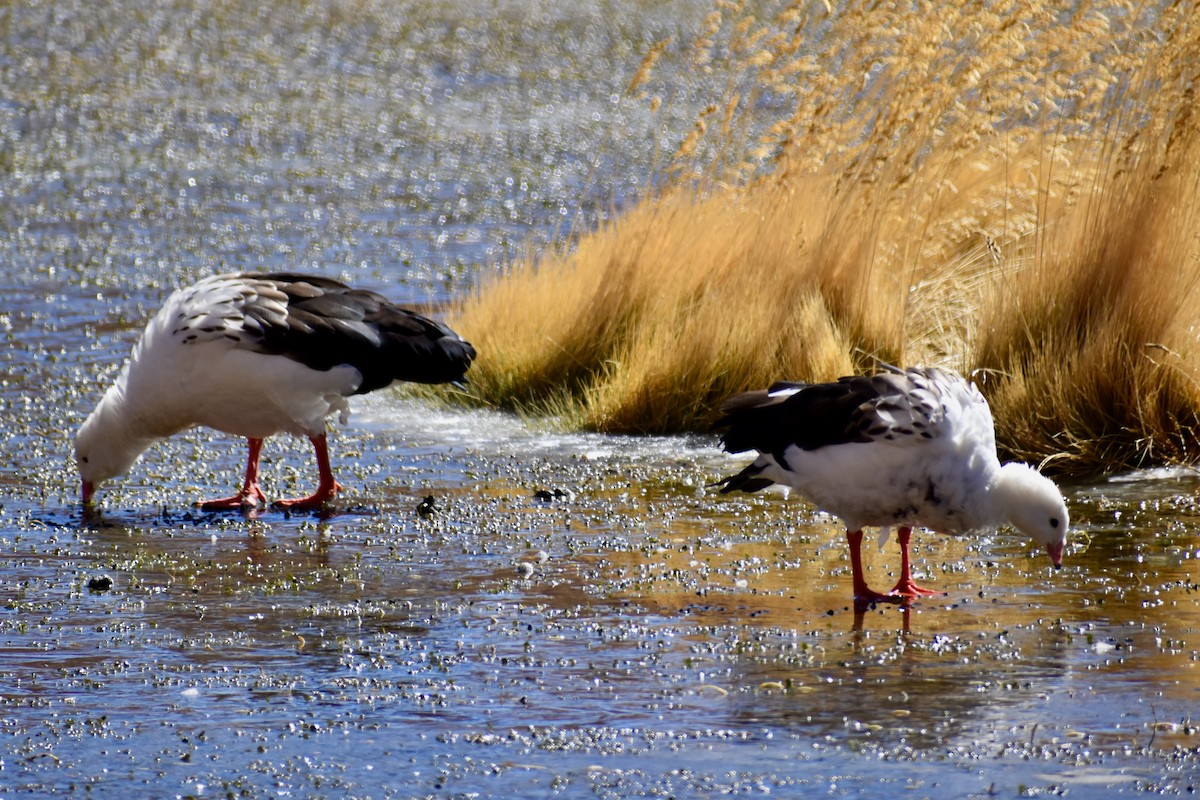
[
  {"x1": 715, "y1": 370, "x2": 937, "y2": 459},
  {"x1": 240, "y1": 272, "x2": 476, "y2": 393}
]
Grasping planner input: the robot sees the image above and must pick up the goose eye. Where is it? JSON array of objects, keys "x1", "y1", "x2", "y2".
[{"x1": 1049, "y1": 517, "x2": 1060, "y2": 529}]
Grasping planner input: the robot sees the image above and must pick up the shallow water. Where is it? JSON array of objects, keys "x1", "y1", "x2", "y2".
[{"x1": 2, "y1": 2, "x2": 1199, "y2": 798}]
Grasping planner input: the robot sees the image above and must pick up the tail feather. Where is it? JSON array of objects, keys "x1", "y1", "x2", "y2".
[
  {"x1": 714, "y1": 384, "x2": 806, "y2": 456},
  {"x1": 710, "y1": 461, "x2": 776, "y2": 494},
  {"x1": 365, "y1": 315, "x2": 476, "y2": 391}
]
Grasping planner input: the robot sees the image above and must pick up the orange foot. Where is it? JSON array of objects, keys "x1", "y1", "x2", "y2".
[
  {"x1": 197, "y1": 484, "x2": 267, "y2": 511},
  {"x1": 889, "y1": 576, "x2": 945, "y2": 597},
  {"x1": 272, "y1": 480, "x2": 344, "y2": 511}
]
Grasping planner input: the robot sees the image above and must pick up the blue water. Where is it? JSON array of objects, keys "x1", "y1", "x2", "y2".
[{"x1": 1, "y1": 1, "x2": 1198, "y2": 798}]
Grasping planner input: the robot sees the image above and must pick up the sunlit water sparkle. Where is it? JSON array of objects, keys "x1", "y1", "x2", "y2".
[{"x1": 1, "y1": 1, "x2": 1198, "y2": 798}]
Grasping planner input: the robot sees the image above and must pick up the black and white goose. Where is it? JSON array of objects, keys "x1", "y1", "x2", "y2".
[
  {"x1": 713, "y1": 366, "x2": 1068, "y2": 608},
  {"x1": 76, "y1": 272, "x2": 476, "y2": 511}
]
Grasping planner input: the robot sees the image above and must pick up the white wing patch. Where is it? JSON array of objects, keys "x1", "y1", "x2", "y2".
[
  {"x1": 167, "y1": 274, "x2": 284, "y2": 348},
  {"x1": 859, "y1": 369, "x2": 964, "y2": 443}
]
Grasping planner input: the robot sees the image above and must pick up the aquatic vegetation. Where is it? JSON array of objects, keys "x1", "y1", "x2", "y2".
[{"x1": 452, "y1": 0, "x2": 1200, "y2": 474}]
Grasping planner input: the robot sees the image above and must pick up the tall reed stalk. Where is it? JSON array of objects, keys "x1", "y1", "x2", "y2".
[{"x1": 450, "y1": 0, "x2": 1200, "y2": 474}]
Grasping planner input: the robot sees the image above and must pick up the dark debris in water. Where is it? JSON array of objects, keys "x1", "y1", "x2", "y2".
[
  {"x1": 533, "y1": 486, "x2": 576, "y2": 503},
  {"x1": 416, "y1": 494, "x2": 441, "y2": 518},
  {"x1": 85, "y1": 574, "x2": 114, "y2": 592}
]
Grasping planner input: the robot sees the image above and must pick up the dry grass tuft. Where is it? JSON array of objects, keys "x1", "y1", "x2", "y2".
[
  {"x1": 976, "y1": 127, "x2": 1200, "y2": 470},
  {"x1": 450, "y1": 0, "x2": 1200, "y2": 475}
]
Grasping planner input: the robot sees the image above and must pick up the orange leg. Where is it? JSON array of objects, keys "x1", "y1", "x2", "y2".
[
  {"x1": 198, "y1": 438, "x2": 268, "y2": 511},
  {"x1": 887, "y1": 526, "x2": 945, "y2": 600},
  {"x1": 847, "y1": 529, "x2": 904, "y2": 610},
  {"x1": 273, "y1": 433, "x2": 344, "y2": 510}
]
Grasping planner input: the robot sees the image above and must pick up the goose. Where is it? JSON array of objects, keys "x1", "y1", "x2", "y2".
[
  {"x1": 713, "y1": 366, "x2": 1067, "y2": 607},
  {"x1": 76, "y1": 271, "x2": 475, "y2": 510}
]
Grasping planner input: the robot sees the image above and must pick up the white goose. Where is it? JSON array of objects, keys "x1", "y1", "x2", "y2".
[
  {"x1": 714, "y1": 366, "x2": 1068, "y2": 607},
  {"x1": 76, "y1": 271, "x2": 475, "y2": 511}
]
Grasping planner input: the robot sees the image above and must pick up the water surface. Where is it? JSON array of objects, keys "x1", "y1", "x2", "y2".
[{"x1": 1, "y1": 1, "x2": 1198, "y2": 797}]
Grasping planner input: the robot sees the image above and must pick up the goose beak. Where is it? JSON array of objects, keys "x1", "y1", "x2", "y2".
[
  {"x1": 1046, "y1": 540, "x2": 1064, "y2": 569},
  {"x1": 82, "y1": 479, "x2": 95, "y2": 507}
]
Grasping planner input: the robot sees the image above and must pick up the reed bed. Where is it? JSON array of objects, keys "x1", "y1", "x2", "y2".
[{"x1": 450, "y1": 0, "x2": 1200, "y2": 475}]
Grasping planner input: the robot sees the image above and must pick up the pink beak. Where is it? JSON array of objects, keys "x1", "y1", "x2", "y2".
[
  {"x1": 82, "y1": 479, "x2": 95, "y2": 506},
  {"x1": 1046, "y1": 540, "x2": 1064, "y2": 569}
]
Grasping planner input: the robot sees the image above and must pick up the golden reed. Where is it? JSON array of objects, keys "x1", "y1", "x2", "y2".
[{"x1": 449, "y1": 0, "x2": 1200, "y2": 475}]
